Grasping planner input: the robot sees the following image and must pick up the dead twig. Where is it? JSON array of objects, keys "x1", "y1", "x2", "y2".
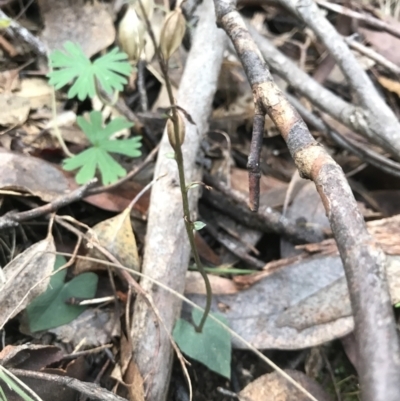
[
  {"x1": 7, "y1": 369, "x2": 127, "y2": 401},
  {"x1": 213, "y1": 2, "x2": 400, "y2": 401},
  {"x1": 278, "y1": 0, "x2": 400, "y2": 158},
  {"x1": 316, "y1": 0, "x2": 400, "y2": 39},
  {"x1": 0, "y1": 10, "x2": 47, "y2": 57},
  {"x1": 200, "y1": 213, "x2": 265, "y2": 269},
  {"x1": 202, "y1": 173, "x2": 323, "y2": 244},
  {"x1": 344, "y1": 35, "x2": 400, "y2": 76},
  {"x1": 287, "y1": 93, "x2": 400, "y2": 179},
  {"x1": 0, "y1": 180, "x2": 97, "y2": 230},
  {"x1": 249, "y1": 23, "x2": 400, "y2": 158}
]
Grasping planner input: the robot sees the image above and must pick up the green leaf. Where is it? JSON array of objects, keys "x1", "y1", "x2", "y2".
[
  {"x1": 26, "y1": 255, "x2": 98, "y2": 332},
  {"x1": 48, "y1": 41, "x2": 132, "y2": 101},
  {"x1": 0, "y1": 367, "x2": 37, "y2": 401},
  {"x1": 173, "y1": 308, "x2": 231, "y2": 379},
  {"x1": 193, "y1": 221, "x2": 206, "y2": 231},
  {"x1": 63, "y1": 111, "x2": 142, "y2": 185}
]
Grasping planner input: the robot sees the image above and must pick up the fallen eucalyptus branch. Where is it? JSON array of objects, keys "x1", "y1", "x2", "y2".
[{"x1": 213, "y1": 1, "x2": 400, "y2": 401}]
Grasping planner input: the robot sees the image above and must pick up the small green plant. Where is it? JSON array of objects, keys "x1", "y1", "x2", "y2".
[
  {"x1": 26, "y1": 255, "x2": 98, "y2": 332},
  {"x1": 48, "y1": 42, "x2": 132, "y2": 101},
  {"x1": 63, "y1": 111, "x2": 141, "y2": 184},
  {"x1": 173, "y1": 308, "x2": 231, "y2": 379},
  {"x1": 47, "y1": 41, "x2": 142, "y2": 185}
]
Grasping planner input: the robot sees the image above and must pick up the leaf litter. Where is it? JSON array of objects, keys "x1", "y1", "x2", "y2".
[{"x1": 4, "y1": 0, "x2": 400, "y2": 400}]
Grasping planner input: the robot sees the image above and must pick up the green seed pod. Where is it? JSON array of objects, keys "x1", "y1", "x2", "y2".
[
  {"x1": 160, "y1": 7, "x2": 186, "y2": 61},
  {"x1": 167, "y1": 112, "x2": 186, "y2": 150},
  {"x1": 118, "y1": 5, "x2": 145, "y2": 64}
]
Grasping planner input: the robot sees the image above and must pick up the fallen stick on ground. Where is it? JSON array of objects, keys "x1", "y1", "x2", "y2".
[
  {"x1": 213, "y1": 1, "x2": 400, "y2": 401},
  {"x1": 278, "y1": 0, "x2": 400, "y2": 157}
]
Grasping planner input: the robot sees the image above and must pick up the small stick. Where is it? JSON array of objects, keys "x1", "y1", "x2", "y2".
[
  {"x1": 0, "y1": 180, "x2": 97, "y2": 230},
  {"x1": 7, "y1": 369, "x2": 127, "y2": 401}
]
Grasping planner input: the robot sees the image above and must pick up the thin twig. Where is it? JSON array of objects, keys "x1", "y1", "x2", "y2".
[
  {"x1": 345, "y1": 35, "x2": 400, "y2": 76},
  {"x1": 7, "y1": 369, "x2": 127, "y2": 401},
  {"x1": 248, "y1": 22, "x2": 400, "y2": 157},
  {"x1": 316, "y1": 0, "x2": 400, "y2": 39},
  {"x1": 278, "y1": 0, "x2": 400, "y2": 157},
  {"x1": 137, "y1": 60, "x2": 149, "y2": 112},
  {"x1": 54, "y1": 217, "x2": 193, "y2": 401},
  {"x1": 201, "y1": 214, "x2": 265, "y2": 269},
  {"x1": 287, "y1": 93, "x2": 400, "y2": 179},
  {"x1": 0, "y1": 180, "x2": 97, "y2": 230},
  {"x1": 203, "y1": 173, "x2": 323, "y2": 244},
  {"x1": 0, "y1": 9, "x2": 47, "y2": 56}
]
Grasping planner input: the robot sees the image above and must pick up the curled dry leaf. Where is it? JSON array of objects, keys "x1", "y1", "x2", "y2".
[
  {"x1": 0, "y1": 344, "x2": 63, "y2": 370},
  {"x1": 185, "y1": 271, "x2": 238, "y2": 295},
  {"x1": 239, "y1": 370, "x2": 333, "y2": 401},
  {"x1": 0, "y1": 149, "x2": 70, "y2": 202},
  {"x1": 0, "y1": 235, "x2": 55, "y2": 328},
  {"x1": 75, "y1": 208, "x2": 140, "y2": 274}
]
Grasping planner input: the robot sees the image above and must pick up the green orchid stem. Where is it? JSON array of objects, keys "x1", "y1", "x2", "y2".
[
  {"x1": 163, "y1": 62, "x2": 212, "y2": 333},
  {"x1": 138, "y1": 0, "x2": 212, "y2": 333}
]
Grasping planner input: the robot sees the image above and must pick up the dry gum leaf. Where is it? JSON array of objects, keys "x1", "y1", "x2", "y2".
[
  {"x1": 0, "y1": 235, "x2": 55, "y2": 328},
  {"x1": 75, "y1": 208, "x2": 140, "y2": 274},
  {"x1": 239, "y1": 370, "x2": 333, "y2": 401},
  {"x1": 0, "y1": 149, "x2": 70, "y2": 202}
]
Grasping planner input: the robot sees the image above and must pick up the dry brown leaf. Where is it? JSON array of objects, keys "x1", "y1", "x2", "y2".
[
  {"x1": 0, "y1": 94, "x2": 30, "y2": 126},
  {"x1": 231, "y1": 167, "x2": 287, "y2": 195},
  {"x1": 111, "y1": 334, "x2": 145, "y2": 401},
  {"x1": 377, "y1": 75, "x2": 400, "y2": 97},
  {"x1": 38, "y1": 0, "x2": 115, "y2": 57},
  {"x1": 194, "y1": 232, "x2": 221, "y2": 265},
  {"x1": 75, "y1": 208, "x2": 140, "y2": 274},
  {"x1": 359, "y1": 17, "x2": 400, "y2": 67},
  {"x1": 0, "y1": 235, "x2": 55, "y2": 328},
  {"x1": 0, "y1": 69, "x2": 21, "y2": 93},
  {"x1": 185, "y1": 271, "x2": 238, "y2": 295},
  {"x1": 186, "y1": 253, "x2": 400, "y2": 349},
  {"x1": 124, "y1": 360, "x2": 145, "y2": 401},
  {"x1": 0, "y1": 149, "x2": 70, "y2": 202},
  {"x1": 18, "y1": 78, "x2": 53, "y2": 109},
  {"x1": 239, "y1": 370, "x2": 333, "y2": 401},
  {"x1": 0, "y1": 344, "x2": 63, "y2": 370}
]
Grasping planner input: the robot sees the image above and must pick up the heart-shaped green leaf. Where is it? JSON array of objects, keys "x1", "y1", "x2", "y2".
[
  {"x1": 26, "y1": 255, "x2": 98, "y2": 332},
  {"x1": 173, "y1": 308, "x2": 231, "y2": 379}
]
